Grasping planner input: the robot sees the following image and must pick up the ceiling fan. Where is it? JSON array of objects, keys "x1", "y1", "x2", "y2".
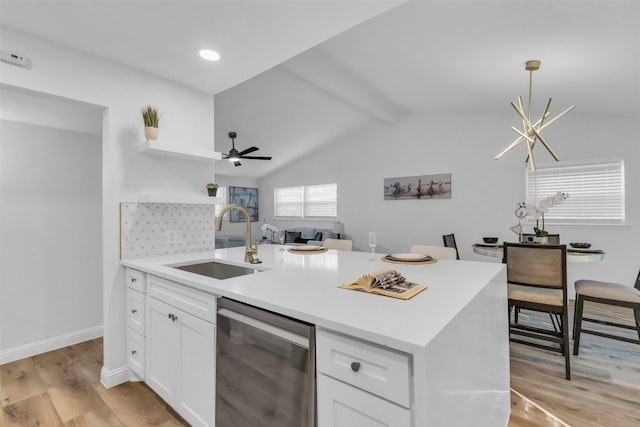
[{"x1": 222, "y1": 131, "x2": 272, "y2": 167}]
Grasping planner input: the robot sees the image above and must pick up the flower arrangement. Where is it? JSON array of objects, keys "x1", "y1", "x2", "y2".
[
  {"x1": 524, "y1": 191, "x2": 569, "y2": 237},
  {"x1": 260, "y1": 221, "x2": 278, "y2": 240}
]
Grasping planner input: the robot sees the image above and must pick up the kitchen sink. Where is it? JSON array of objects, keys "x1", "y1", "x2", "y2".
[{"x1": 173, "y1": 261, "x2": 263, "y2": 280}]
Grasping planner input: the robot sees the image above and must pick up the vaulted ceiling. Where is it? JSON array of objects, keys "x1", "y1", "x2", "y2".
[{"x1": 2, "y1": 1, "x2": 638, "y2": 178}]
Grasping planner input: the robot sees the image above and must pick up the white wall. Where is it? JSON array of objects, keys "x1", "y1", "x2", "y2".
[
  {"x1": 0, "y1": 119, "x2": 102, "y2": 361},
  {"x1": 1, "y1": 27, "x2": 216, "y2": 384},
  {"x1": 260, "y1": 112, "x2": 639, "y2": 295}
]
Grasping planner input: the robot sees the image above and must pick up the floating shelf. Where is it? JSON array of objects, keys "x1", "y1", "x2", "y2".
[
  {"x1": 138, "y1": 194, "x2": 223, "y2": 205},
  {"x1": 139, "y1": 141, "x2": 222, "y2": 162}
]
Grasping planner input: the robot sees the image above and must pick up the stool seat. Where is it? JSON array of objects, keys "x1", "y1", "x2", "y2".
[
  {"x1": 573, "y1": 270, "x2": 640, "y2": 356},
  {"x1": 508, "y1": 284, "x2": 563, "y2": 306},
  {"x1": 575, "y1": 280, "x2": 640, "y2": 304}
]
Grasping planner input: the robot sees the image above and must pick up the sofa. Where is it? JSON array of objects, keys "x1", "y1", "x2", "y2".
[{"x1": 282, "y1": 227, "x2": 336, "y2": 245}]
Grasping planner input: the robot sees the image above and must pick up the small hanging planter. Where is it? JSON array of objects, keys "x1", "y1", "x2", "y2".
[{"x1": 206, "y1": 183, "x2": 218, "y2": 197}]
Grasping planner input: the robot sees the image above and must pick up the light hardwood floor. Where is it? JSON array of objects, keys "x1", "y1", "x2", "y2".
[{"x1": 1, "y1": 300, "x2": 638, "y2": 426}]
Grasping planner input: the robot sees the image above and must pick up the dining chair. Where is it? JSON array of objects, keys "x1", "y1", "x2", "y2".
[
  {"x1": 323, "y1": 238, "x2": 353, "y2": 251},
  {"x1": 504, "y1": 242, "x2": 571, "y2": 380},
  {"x1": 521, "y1": 233, "x2": 560, "y2": 244},
  {"x1": 410, "y1": 244, "x2": 457, "y2": 260},
  {"x1": 442, "y1": 233, "x2": 460, "y2": 259},
  {"x1": 573, "y1": 269, "x2": 640, "y2": 355}
]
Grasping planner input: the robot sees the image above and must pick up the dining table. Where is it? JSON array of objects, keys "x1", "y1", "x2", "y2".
[{"x1": 472, "y1": 243, "x2": 606, "y2": 263}]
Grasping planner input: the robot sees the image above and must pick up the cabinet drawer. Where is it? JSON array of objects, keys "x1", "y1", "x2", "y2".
[
  {"x1": 317, "y1": 374, "x2": 411, "y2": 427},
  {"x1": 147, "y1": 275, "x2": 216, "y2": 323},
  {"x1": 127, "y1": 288, "x2": 145, "y2": 335},
  {"x1": 316, "y1": 329, "x2": 411, "y2": 408},
  {"x1": 126, "y1": 269, "x2": 146, "y2": 292},
  {"x1": 127, "y1": 329, "x2": 145, "y2": 379}
]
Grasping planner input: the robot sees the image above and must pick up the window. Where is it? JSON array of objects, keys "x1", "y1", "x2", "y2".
[
  {"x1": 274, "y1": 183, "x2": 337, "y2": 219},
  {"x1": 526, "y1": 158, "x2": 625, "y2": 225},
  {"x1": 214, "y1": 187, "x2": 227, "y2": 219}
]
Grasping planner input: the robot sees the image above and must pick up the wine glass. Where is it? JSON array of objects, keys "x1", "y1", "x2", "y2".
[
  {"x1": 278, "y1": 229, "x2": 286, "y2": 252},
  {"x1": 368, "y1": 231, "x2": 377, "y2": 261}
]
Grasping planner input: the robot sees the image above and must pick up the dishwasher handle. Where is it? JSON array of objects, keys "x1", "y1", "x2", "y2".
[{"x1": 218, "y1": 307, "x2": 310, "y2": 348}]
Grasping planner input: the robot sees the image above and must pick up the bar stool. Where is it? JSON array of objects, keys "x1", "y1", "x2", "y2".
[{"x1": 573, "y1": 269, "x2": 640, "y2": 355}]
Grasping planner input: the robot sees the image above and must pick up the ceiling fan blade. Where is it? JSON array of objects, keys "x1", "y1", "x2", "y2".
[
  {"x1": 240, "y1": 155, "x2": 272, "y2": 160},
  {"x1": 238, "y1": 146, "x2": 259, "y2": 156}
]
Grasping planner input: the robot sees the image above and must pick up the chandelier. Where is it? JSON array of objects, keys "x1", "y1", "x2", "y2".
[{"x1": 495, "y1": 60, "x2": 575, "y2": 172}]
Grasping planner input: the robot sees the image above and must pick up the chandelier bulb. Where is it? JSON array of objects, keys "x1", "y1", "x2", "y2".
[{"x1": 525, "y1": 60, "x2": 541, "y2": 71}]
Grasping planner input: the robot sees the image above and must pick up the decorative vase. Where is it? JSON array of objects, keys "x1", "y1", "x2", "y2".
[
  {"x1": 207, "y1": 188, "x2": 217, "y2": 197},
  {"x1": 144, "y1": 126, "x2": 158, "y2": 141},
  {"x1": 535, "y1": 236, "x2": 548, "y2": 245}
]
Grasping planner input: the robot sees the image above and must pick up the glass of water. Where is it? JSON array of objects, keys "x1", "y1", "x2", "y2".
[{"x1": 368, "y1": 231, "x2": 377, "y2": 261}]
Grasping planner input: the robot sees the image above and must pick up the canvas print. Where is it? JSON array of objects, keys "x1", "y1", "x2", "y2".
[
  {"x1": 229, "y1": 186, "x2": 259, "y2": 222},
  {"x1": 384, "y1": 174, "x2": 451, "y2": 200}
]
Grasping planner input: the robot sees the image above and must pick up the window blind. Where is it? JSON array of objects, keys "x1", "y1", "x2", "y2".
[
  {"x1": 304, "y1": 183, "x2": 337, "y2": 218},
  {"x1": 274, "y1": 183, "x2": 337, "y2": 218},
  {"x1": 274, "y1": 186, "x2": 304, "y2": 217},
  {"x1": 526, "y1": 159, "x2": 625, "y2": 224}
]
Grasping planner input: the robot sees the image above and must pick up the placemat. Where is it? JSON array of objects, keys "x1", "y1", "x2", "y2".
[
  {"x1": 287, "y1": 248, "x2": 328, "y2": 254},
  {"x1": 381, "y1": 255, "x2": 437, "y2": 265}
]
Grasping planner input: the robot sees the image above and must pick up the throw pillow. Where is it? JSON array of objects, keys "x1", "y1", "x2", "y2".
[
  {"x1": 322, "y1": 231, "x2": 337, "y2": 241},
  {"x1": 285, "y1": 231, "x2": 301, "y2": 243},
  {"x1": 314, "y1": 231, "x2": 323, "y2": 241}
]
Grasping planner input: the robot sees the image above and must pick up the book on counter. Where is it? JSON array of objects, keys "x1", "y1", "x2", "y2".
[{"x1": 340, "y1": 267, "x2": 426, "y2": 300}]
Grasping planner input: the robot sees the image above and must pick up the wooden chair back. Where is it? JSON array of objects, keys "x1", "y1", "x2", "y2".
[
  {"x1": 442, "y1": 233, "x2": 460, "y2": 259},
  {"x1": 410, "y1": 244, "x2": 457, "y2": 260},
  {"x1": 323, "y1": 238, "x2": 353, "y2": 251},
  {"x1": 504, "y1": 243, "x2": 567, "y2": 290},
  {"x1": 521, "y1": 233, "x2": 560, "y2": 244}
]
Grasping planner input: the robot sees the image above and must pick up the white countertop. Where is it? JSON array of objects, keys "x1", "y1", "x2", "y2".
[{"x1": 121, "y1": 245, "x2": 505, "y2": 354}]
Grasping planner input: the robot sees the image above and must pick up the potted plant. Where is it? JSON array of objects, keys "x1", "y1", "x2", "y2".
[
  {"x1": 141, "y1": 105, "x2": 161, "y2": 141},
  {"x1": 525, "y1": 192, "x2": 569, "y2": 244},
  {"x1": 206, "y1": 183, "x2": 219, "y2": 197},
  {"x1": 533, "y1": 226, "x2": 549, "y2": 245}
]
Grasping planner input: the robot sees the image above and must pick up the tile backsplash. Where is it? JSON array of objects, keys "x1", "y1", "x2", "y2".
[{"x1": 120, "y1": 202, "x2": 215, "y2": 259}]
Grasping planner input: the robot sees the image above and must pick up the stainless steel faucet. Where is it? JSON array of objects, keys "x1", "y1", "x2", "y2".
[{"x1": 215, "y1": 204, "x2": 261, "y2": 264}]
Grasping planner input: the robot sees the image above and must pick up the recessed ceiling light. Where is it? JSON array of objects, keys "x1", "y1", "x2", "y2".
[{"x1": 199, "y1": 49, "x2": 220, "y2": 61}]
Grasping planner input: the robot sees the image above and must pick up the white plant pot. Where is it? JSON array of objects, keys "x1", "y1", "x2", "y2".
[
  {"x1": 144, "y1": 126, "x2": 158, "y2": 141},
  {"x1": 535, "y1": 236, "x2": 549, "y2": 245}
]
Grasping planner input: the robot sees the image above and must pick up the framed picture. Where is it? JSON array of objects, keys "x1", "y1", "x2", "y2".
[
  {"x1": 384, "y1": 173, "x2": 452, "y2": 200},
  {"x1": 229, "y1": 186, "x2": 259, "y2": 222}
]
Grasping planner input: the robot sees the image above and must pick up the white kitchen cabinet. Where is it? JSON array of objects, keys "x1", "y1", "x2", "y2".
[
  {"x1": 126, "y1": 269, "x2": 146, "y2": 380},
  {"x1": 317, "y1": 374, "x2": 412, "y2": 427},
  {"x1": 316, "y1": 329, "x2": 412, "y2": 427},
  {"x1": 145, "y1": 275, "x2": 216, "y2": 427}
]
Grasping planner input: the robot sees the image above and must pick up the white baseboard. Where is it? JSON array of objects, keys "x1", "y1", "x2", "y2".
[
  {"x1": 0, "y1": 325, "x2": 103, "y2": 365},
  {"x1": 100, "y1": 365, "x2": 131, "y2": 388}
]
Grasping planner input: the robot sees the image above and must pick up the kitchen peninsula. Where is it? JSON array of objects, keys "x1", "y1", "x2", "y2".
[{"x1": 121, "y1": 245, "x2": 510, "y2": 427}]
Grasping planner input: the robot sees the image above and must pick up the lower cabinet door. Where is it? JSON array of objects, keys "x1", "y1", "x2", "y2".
[
  {"x1": 317, "y1": 374, "x2": 412, "y2": 427},
  {"x1": 127, "y1": 328, "x2": 145, "y2": 379},
  {"x1": 177, "y1": 309, "x2": 216, "y2": 427},
  {"x1": 145, "y1": 297, "x2": 179, "y2": 403}
]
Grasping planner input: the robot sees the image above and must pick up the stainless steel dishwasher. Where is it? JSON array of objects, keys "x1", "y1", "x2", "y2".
[{"x1": 215, "y1": 298, "x2": 316, "y2": 427}]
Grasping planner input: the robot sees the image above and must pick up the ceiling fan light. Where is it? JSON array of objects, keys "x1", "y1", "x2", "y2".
[{"x1": 228, "y1": 156, "x2": 240, "y2": 162}]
